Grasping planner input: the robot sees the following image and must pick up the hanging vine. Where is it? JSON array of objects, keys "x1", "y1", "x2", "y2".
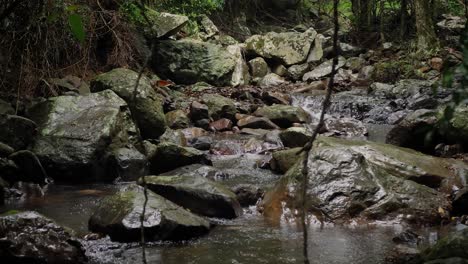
[{"x1": 297, "y1": 0, "x2": 340, "y2": 263}]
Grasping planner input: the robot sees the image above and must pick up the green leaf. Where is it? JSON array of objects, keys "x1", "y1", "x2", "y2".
[{"x1": 68, "y1": 14, "x2": 85, "y2": 43}]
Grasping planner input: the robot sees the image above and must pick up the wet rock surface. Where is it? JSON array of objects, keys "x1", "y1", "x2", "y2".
[
  {"x1": 140, "y1": 175, "x2": 242, "y2": 219},
  {"x1": 90, "y1": 68, "x2": 167, "y2": 139},
  {"x1": 261, "y1": 137, "x2": 467, "y2": 223},
  {"x1": 29, "y1": 90, "x2": 137, "y2": 182},
  {"x1": 0, "y1": 211, "x2": 87, "y2": 264},
  {"x1": 88, "y1": 184, "x2": 210, "y2": 242}
]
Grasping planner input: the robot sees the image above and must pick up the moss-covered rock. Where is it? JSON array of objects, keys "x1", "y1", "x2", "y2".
[
  {"x1": 148, "y1": 142, "x2": 207, "y2": 174},
  {"x1": 261, "y1": 136, "x2": 467, "y2": 223},
  {"x1": 202, "y1": 94, "x2": 237, "y2": 121},
  {"x1": 271, "y1": 148, "x2": 303, "y2": 173},
  {"x1": 29, "y1": 90, "x2": 137, "y2": 182},
  {"x1": 140, "y1": 175, "x2": 242, "y2": 219},
  {"x1": 421, "y1": 228, "x2": 468, "y2": 262},
  {"x1": 89, "y1": 184, "x2": 210, "y2": 242},
  {"x1": 152, "y1": 39, "x2": 240, "y2": 86},
  {"x1": 248, "y1": 57, "x2": 269, "y2": 82},
  {"x1": 254, "y1": 104, "x2": 311, "y2": 128},
  {"x1": 245, "y1": 28, "x2": 317, "y2": 66},
  {"x1": 279, "y1": 127, "x2": 312, "y2": 148},
  {"x1": 91, "y1": 68, "x2": 167, "y2": 139}
]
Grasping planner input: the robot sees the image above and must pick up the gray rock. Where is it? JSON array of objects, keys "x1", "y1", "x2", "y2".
[
  {"x1": 261, "y1": 137, "x2": 466, "y2": 223},
  {"x1": 141, "y1": 11, "x2": 189, "y2": 39},
  {"x1": 198, "y1": 14, "x2": 219, "y2": 39},
  {"x1": 254, "y1": 104, "x2": 311, "y2": 128},
  {"x1": 152, "y1": 39, "x2": 240, "y2": 86},
  {"x1": 148, "y1": 142, "x2": 207, "y2": 174},
  {"x1": 346, "y1": 57, "x2": 367, "y2": 72},
  {"x1": 190, "y1": 101, "x2": 209, "y2": 121},
  {"x1": 202, "y1": 94, "x2": 237, "y2": 121},
  {"x1": 0, "y1": 115, "x2": 37, "y2": 150},
  {"x1": 272, "y1": 65, "x2": 288, "y2": 77},
  {"x1": 0, "y1": 211, "x2": 86, "y2": 263},
  {"x1": 245, "y1": 28, "x2": 317, "y2": 66},
  {"x1": 303, "y1": 56, "x2": 346, "y2": 81},
  {"x1": 249, "y1": 57, "x2": 269, "y2": 80},
  {"x1": 91, "y1": 68, "x2": 167, "y2": 139},
  {"x1": 237, "y1": 116, "x2": 280, "y2": 130},
  {"x1": 89, "y1": 184, "x2": 210, "y2": 242},
  {"x1": 288, "y1": 63, "x2": 310, "y2": 81},
  {"x1": 159, "y1": 128, "x2": 187, "y2": 146},
  {"x1": 141, "y1": 175, "x2": 242, "y2": 219},
  {"x1": 227, "y1": 44, "x2": 251, "y2": 86},
  {"x1": 279, "y1": 127, "x2": 312, "y2": 148},
  {"x1": 307, "y1": 34, "x2": 324, "y2": 62},
  {"x1": 166, "y1": 110, "x2": 190, "y2": 129},
  {"x1": 29, "y1": 90, "x2": 136, "y2": 182},
  {"x1": 259, "y1": 73, "x2": 286, "y2": 87},
  {"x1": 108, "y1": 147, "x2": 148, "y2": 182}
]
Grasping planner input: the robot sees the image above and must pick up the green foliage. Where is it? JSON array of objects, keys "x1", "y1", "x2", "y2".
[
  {"x1": 150, "y1": 0, "x2": 224, "y2": 17},
  {"x1": 67, "y1": 13, "x2": 85, "y2": 43}
]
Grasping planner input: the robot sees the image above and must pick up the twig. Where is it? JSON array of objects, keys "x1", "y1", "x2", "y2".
[{"x1": 297, "y1": 0, "x2": 340, "y2": 263}]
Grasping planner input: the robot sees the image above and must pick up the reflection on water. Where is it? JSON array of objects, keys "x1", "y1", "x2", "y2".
[
  {"x1": 85, "y1": 209, "x2": 399, "y2": 264},
  {"x1": 0, "y1": 184, "x2": 120, "y2": 235}
]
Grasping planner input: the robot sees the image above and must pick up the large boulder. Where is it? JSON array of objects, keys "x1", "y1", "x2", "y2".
[
  {"x1": 226, "y1": 44, "x2": 251, "y2": 86},
  {"x1": 254, "y1": 104, "x2": 311, "y2": 127},
  {"x1": 439, "y1": 104, "x2": 468, "y2": 146},
  {"x1": 0, "y1": 115, "x2": 37, "y2": 150},
  {"x1": 0, "y1": 211, "x2": 86, "y2": 263},
  {"x1": 261, "y1": 137, "x2": 467, "y2": 224},
  {"x1": 91, "y1": 68, "x2": 167, "y2": 139},
  {"x1": 148, "y1": 12, "x2": 189, "y2": 38},
  {"x1": 148, "y1": 142, "x2": 207, "y2": 174},
  {"x1": 152, "y1": 39, "x2": 243, "y2": 86},
  {"x1": 89, "y1": 184, "x2": 210, "y2": 242},
  {"x1": 245, "y1": 28, "x2": 317, "y2": 66},
  {"x1": 140, "y1": 175, "x2": 242, "y2": 219},
  {"x1": 29, "y1": 90, "x2": 137, "y2": 182}
]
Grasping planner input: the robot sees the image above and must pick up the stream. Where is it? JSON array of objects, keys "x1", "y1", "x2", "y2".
[{"x1": 0, "y1": 92, "x2": 447, "y2": 263}]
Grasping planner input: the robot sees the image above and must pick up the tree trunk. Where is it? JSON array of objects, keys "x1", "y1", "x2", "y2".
[
  {"x1": 414, "y1": 0, "x2": 439, "y2": 50},
  {"x1": 352, "y1": 0, "x2": 373, "y2": 31}
]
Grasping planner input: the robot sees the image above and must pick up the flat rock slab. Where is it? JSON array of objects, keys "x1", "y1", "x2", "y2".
[
  {"x1": 89, "y1": 184, "x2": 210, "y2": 242},
  {"x1": 141, "y1": 175, "x2": 242, "y2": 219}
]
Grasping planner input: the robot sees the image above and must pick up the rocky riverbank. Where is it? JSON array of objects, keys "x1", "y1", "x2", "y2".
[{"x1": 1, "y1": 9, "x2": 468, "y2": 264}]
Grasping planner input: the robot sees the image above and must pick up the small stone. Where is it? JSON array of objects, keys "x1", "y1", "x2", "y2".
[
  {"x1": 190, "y1": 101, "x2": 209, "y2": 121},
  {"x1": 209, "y1": 118, "x2": 233, "y2": 132}
]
